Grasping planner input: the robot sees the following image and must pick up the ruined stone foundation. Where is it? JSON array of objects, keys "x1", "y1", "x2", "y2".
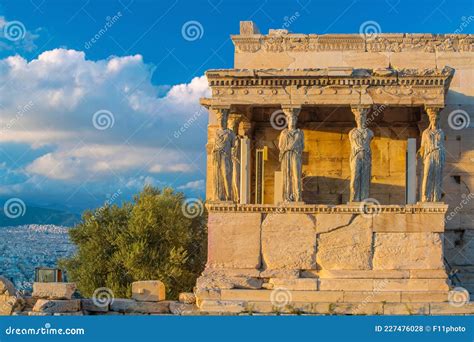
[{"x1": 194, "y1": 203, "x2": 472, "y2": 315}]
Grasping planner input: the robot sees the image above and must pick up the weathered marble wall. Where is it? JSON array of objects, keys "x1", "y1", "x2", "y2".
[{"x1": 233, "y1": 39, "x2": 474, "y2": 292}]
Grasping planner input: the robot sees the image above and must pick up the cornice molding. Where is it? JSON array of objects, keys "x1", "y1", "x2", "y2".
[{"x1": 206, "y1": 203, "x2": 448, "y2": 214}]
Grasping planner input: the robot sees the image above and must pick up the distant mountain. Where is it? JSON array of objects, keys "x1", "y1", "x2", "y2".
[{"x1": 0, "y1": 205, "x2": 80, "y2": 227}]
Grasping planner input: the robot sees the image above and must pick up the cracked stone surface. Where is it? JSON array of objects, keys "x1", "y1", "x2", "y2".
[{"x1": 317, "y1": 215, "x2": 373, "y2": 270}]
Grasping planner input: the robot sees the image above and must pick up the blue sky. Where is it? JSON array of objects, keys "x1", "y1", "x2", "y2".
[{"x1": 0, "y1": 0, "x2": 472, "y2": 214}]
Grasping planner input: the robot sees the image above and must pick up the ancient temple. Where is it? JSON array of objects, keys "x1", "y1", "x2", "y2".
[{"x1": 195, "y1": 22, "x2": 474, "y2": 315}]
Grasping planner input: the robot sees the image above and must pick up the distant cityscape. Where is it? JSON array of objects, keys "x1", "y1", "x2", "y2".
[{"x1": 0, "y1": 224, "x2": 74, "y2": 291}]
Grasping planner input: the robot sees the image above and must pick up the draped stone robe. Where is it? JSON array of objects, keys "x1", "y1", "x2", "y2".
[
  {"x1": 231, "y1": 136, "x2": 241, "y2": 203},
  {"x1": 349, "y1": 127, "x2": 374, "y2": 202},
  {"x1": 279, "y1": 128, "x2": 304, "y2": 202},
  {"x1": 212, "y1": 128, "x2": 235, "y2": 201},
  {"x1": 420, "y1": 128, "x2": 445, "y2": 202}
]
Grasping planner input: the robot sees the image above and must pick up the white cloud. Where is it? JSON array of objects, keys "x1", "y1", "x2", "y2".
[
  {"x1": 0, "y1": 48, "x2": 210, "y2": 194},
  {"x1": 178, "y1": 179, "x2": 205, "y2": 191}
]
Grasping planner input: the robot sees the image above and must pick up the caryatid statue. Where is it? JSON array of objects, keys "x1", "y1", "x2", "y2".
[
  {"x1": 349, "y1": 106, "x2": 374, "y2": 202},
  {"x1": 278, "y1": 107, "x2": 304, "y2": 202},
  {"x1": 228, "y1": 113, "x2": 241, "y2": 203},
  {"x1": 211, "y1": 108, "x2": 236, "y2": 201},
  {"x1": 419, "y1": 107, "x2": 445, "y2": 202}
]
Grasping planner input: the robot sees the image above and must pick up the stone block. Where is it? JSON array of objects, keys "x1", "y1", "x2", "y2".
[
  {"x1": 110, "y1": 299, "x2": 170, "y2": 314},
  {"x1": 239, "y1": 21, "x2": 260, "y2": 35},
  {"x1": 33, "y1": 299, "x2": 81, "y2": 313},
  {"x1": 196, "y1": 273, "x2": 263, "y2": 291},
  {"x1": 178, "y1": 292, "x2": 196, "y2": 304},
  {"x1": 409, "y1": 270, "x2": 447, "y2": 279},
  {"x1": 0, "y1": 296, "x2": 23, "y2": 315},
  {"x1": 207, "y1": 213, "x2": 261, "y2": 269},
  {"x1": 220, "y1": 289, "x2": 343, "y2": 303},
  {"x1": 317, "y1": 215, "x2": 373, "y2": 270},
  {"x1": 373, "y1": 233, "x2": 444, "y2": 270},
  {"x1": 343, "y1": 291, "x2": 401, "y2": 303},
  {"x1": 260, "y1": 269, "x2": 300, "y2": 279},
  {"x1": 132, "y1": 280, "x2": 166, "y2": 302},
  {"x1": 261, "y1": 213, "x2": 316, "y2": 269},
  {"x1": 268, "y1": 278, "x2": 318, "y2": 291},
  {"x1": 170, "y1": 302, "x2": 198, "y2": 315},
  {"x1": 430, "y1": 303, "x2": 474, "y2": 315},
  {"x1": 317, "y1": 270, "x2": 409, "y2": 279},
  {"x1": 23, "y1": 296, "x2": 37, "y2": 310},
  {"x1": 316, "y1": 213, "x2": 356, "y2": 233},
  {"x1": 373, "y1": 213, "x2": 445, "y2": 232},
  {"x1": 333, "y1": 303, "x2": 384, "y2": 315},
  {"x1": 203, "y1": 268, "x2": 260, "y2": 278},
  {"x1": 53, "y1": 312, "x2": 84, "y2": 316},
  {"x1": 0, "y1": 276, "x2": 16, "y2": 296},
  {"x1": 401, "y1": 292, "x2": 448, "y2": 303},
  {"x1": 81, "y1": 298, "x2": 109, "y2": 312},
  {"x1": 319, "y1": 279, "x2": 373, "y2": 291},
  {"x1": 32, "y1": 282, "x2": 76, "y2": 300},
  {"x1": 374, "y1": 279, "x2": 449, "y2": 292},
  {"x1": 199, "y1": 300, "x2": 245, "y2": 313},
  {"x1": 383, "y1": 303, "x2": 430, "y2": 315}
]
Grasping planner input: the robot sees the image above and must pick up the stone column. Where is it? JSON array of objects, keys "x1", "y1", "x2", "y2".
[
  {"x1": 406, "y1": 138, "x2": 417, "y2": 204},
  {"x1": 239, "y1": 119, "x2": 254, "y2": 204},
  {"x1": 349, "y1": 105, "x2": 374, "y2": 202},
  {"x1": 228, "y1": 112, "x2": 242, "y2": 203},
  {"x1": 419, "y1": 106, "x2": 445, "y2": 202},
  {"x1": 278, "y1": 106, "x2": 304, "y2": 203},
  {"x1": 210, "y1": 106, "x2": 235, "y2": 202}
]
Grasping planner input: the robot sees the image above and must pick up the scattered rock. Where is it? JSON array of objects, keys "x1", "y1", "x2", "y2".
[
  {"x1": 0, "y1": 296, "x2": 24, "y2": 315},
  {"x1": 32, "y1": 283, "x2": 76, "y2": 300},
  {"x1": 81, "y1": 298, "x2": 109, "y2": 312},
  {"x1": 132, "y1": 281, "x2": 166, "y2": 302},
  {"x1": 110, "y1": 299, "x2": 171, "y2": 314},
  {"x1": 33, "y1": 299, "x2": 81, "y2": 313},
  {"x1": 178, "y1": 292, "x2": 196, "y2": 304},
  {"x1": 0, "y1": 276, "x2": 16, "y2": 296},
  {"x1": 170, "y1": 302, "x2": 198, "y2": 315}
]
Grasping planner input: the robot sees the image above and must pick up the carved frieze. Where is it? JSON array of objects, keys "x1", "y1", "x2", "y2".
[{"x1": 232, "y1": 33, "x2": 474, "y2": 53}]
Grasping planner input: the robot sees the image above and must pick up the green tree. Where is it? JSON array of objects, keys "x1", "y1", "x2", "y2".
[{"x1": 60, "y1": 186, "x2": 207, "y2": 299}]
